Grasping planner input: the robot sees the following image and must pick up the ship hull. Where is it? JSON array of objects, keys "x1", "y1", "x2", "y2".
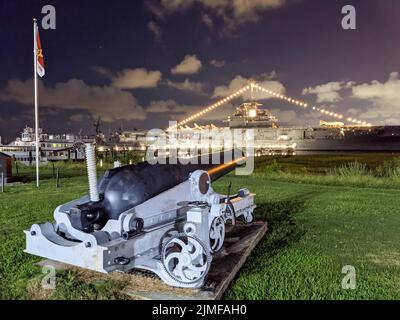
[
  {"x1": 294, "y1": 136, "x2": 400, "y2": 152},
  {"x1": 251, "y1": 126, "x2": 400, "y2": 154}
]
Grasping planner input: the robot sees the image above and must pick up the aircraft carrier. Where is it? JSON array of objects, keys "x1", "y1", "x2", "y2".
[{"x1": 227, "y1": 102, "x2": 400, "y2": 154}]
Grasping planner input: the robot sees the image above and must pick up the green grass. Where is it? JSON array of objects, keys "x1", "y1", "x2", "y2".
[
  {"x1": 254, "y1": 153, "x2": 400, "y2": 175},
  {"x1": 213, "y1": 177, "x2": 400, "y2": 299},
  {"x1": 12, "y1": 161, "x2": 114, "y2": 182},
  {"x1": 254, "y1": 154, "x2": 400, "y2": 189},
  {"x1": 1, "y1": 155, "x2": 400, "y2": 299}
]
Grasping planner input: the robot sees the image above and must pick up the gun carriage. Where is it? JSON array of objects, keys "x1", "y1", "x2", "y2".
[{"x1": 25, "y1": 146, "x2": 256, "y2": 288}]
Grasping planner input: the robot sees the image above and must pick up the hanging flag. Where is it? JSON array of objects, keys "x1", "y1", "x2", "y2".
[{"x1": 35, "y1": 25, "x2": 45, "y2": 77}]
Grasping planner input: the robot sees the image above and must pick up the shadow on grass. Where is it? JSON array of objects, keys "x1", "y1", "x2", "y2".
[
  {"x1": 235, "y1": 193, "x2": 315, "y2": 275},
  {"x1": 251, "y1": 196, "x2": 310, "y2": 265},
  {"x1": 223, "y1": 195, "x2": 313, "y2": 299}
]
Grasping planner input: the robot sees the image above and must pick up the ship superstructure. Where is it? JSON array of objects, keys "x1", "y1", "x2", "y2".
[
  {"x1": 0, "y1": 126, "x2": 92, "y2": 165},
  {"x1": 227, "y1": 102, "x2": 278, "y2": 128}
]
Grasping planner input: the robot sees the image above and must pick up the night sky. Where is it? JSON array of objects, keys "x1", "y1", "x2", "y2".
[{"x1": 1, "y1": 0, "x2": 400, "y2": 141}]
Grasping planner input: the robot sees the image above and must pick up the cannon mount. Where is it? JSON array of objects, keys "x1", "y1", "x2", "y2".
[{"x1": 25, "y1": 151, "x2": 256, "y2": 288}]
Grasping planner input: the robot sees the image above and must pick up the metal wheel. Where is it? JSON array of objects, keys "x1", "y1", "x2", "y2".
[
  {"x1": 162, "y1": 234, "x2": 211, "y2": 285},
  {"x1": 244, "y1": 212, "x2": 254, "y2": 224},
  {"x1": 238, "y1": 211, "x2": 254, "y2": 224},
  {"x1": 209, "y1": 217, "x2": 225, "y2": 252}
]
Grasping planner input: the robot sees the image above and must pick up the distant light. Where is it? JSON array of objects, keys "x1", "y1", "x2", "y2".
[{"x1": 248, "y1": 109, "x2": 257, "y2": 118}]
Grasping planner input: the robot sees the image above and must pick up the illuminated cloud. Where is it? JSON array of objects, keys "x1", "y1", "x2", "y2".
[
  {"x1": 212, "y1": 74, "x2": 286, "y2": 100},
  {"x1": 302, "y1": 73, "x2": 400, "y2": 124},
  {"x1": 92, "y1": 66, "x2": 112, "y2": 77},
  {"x1": 149, "y1": 0, "x2": 288, "y2": 31},
  {"x1": 165, "y1": 79, "x2": 206, "y2": 95},
  {"x1": 160, "y1": 0, "x2": 195, "y2": 12},
  {"x1": 201, "y1": 13, "x2": 214, "y2": 29},
  {"x1": 112, "y1": 68, "x2": 162, "y2": 89},
  {"x1": 350, "y1": 72, "x2": 400, "y2": 122},
  {"x1": 158, "y1": 0, "x2": 286, "y2": 19},
  {"x1": 230, "y1": 0, "x2": 286, "y2": 20},
  {"x1": 148, "y1": 20, "x2": 162, "y2": 42},
  {"x1": 302, "y1": 81, "x2": 353, "y2": 103},
  {"x1": 171, "y1": 54, "x2": 202, "y2": 75},
  {"x1": 210, "y1": 59, "x2": 226, "y2": 68},
  {"x1": 146, "y1": 99, "x2": 195, "y2": 115}
]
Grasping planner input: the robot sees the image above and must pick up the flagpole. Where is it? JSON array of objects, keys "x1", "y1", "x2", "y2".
[{"x1": 33, "y1": 18, "x2": 40, "y2": 187}]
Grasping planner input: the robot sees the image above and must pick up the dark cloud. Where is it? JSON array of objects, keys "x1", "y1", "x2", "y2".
[{"x1": 0, "y1": 78, "x2": 146, "y2": 122}]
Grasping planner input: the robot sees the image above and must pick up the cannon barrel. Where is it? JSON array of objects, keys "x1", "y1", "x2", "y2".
[
  {"x1": 97, "y1": 150, "x2": 245, "y2": 220},
  {"x1": 70, "y1": 150, "x2": 245, "y2": 232}
]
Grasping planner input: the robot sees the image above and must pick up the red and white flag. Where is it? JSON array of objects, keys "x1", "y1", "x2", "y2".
[{"x1": 35, "y1": 24, "x2": 45, "y2": 77}]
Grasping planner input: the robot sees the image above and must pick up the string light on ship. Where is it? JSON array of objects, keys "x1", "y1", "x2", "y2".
[
  {"x1": 168, "y1": 85, "x2": 251, "y2": 131},
  {"x1": 252, "y1": 82, "x2": 372, "y2": 126},
  {"x1": 251, "y1": 82, "x2": 308, "y2": 108},
  {"x1": 314, "y1": 107, "x2": 344, "y2": 120},
  {"x1": 347, "y1": 117, "x2": 370, "y2": 126},
  {"x1": 312, "y1": 106, "x2": 372, "y2": 126},
  {"x1": 168, "y1": 81, "x2": 373, "y2": 130}
]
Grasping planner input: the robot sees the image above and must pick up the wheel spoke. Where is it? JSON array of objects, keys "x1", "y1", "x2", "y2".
[
  {"x1": 173, "y1": 261, "x2": 186, "y2": 280},
  {"x1": 169, "y1": 238, "x2": 189, "y2": 254},
  {"x1": 165, "y1": 252, "x2": 181, "y2": 265},
  {"x1": 188, "y1": 238, "x2": 203, "y2": 259},
  {"x1": 209, "y1": 217, "x2": 225, "y2": 252},
  {"x1": 185, "y1": 263, "x2": 206, "y2": 278}
]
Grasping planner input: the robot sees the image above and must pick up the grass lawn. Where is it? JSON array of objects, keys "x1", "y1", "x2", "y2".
[{"x1": 0, "y1": 156, "x2": 400, "y2": 299}]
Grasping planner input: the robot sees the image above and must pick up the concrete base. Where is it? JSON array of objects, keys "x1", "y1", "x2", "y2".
[{"x1": 39, "y1": 221, "x2": 267, "y2": 300}]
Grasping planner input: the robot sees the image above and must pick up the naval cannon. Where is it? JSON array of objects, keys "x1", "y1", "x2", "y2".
[{"x1": 25, "y1": 145, "x2": 256, "y2": 288}]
